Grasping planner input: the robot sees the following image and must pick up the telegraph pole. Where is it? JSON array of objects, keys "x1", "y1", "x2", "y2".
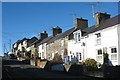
[
  {"x1": 3, "y1": 43, "x2": 8, "y2": 55},
  {"x1": 3, "y1": 43, "x2": 5, "y2": 54},
  {"x1": 8, "y1": 39, "x2": 12, "y2": 52}
]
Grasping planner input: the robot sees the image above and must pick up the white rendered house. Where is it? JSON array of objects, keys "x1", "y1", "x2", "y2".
[{"x1": 68, "y1": 12, "x2": 120, "y2": 66}]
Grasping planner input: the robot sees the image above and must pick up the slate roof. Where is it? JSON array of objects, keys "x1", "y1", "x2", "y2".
[
  {"x1": 28, "y1": 37, "x2": 38, "y2": 43},
  {"x1": 83, "y1": 14, "x2": 120, "y2": 36},
  {"x1": 31, "y1": 39, "x2": 42, "y2": 47},
  {"x1": 47, "y1": 27, "x2": 75, "y2": 44},
  {"x1": 27, "y1": 37, "x2": 38, "y2": 47},
  {"x1": 47, "y1": 14, "x2": 120, "y2": 44},
  {"x1": 14, "y1": 14, "x2": 120, "y2": 48},
  {"x1": 13, "y1": 38, "x2": 28, "y2": 45},
  {"x1": 36, "y1": 36, "x2": 53, "y2": 47}
]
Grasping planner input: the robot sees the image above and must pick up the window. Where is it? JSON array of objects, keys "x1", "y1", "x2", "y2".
[
  {"x1": 78, "y1": 33, "x2": 80, "y2": 41},
  {"x1": 96, "y1": 33, "x2": 101, "y2": 38},
  {"x1": 111, "y1": 54, "x2": 117, "y2": 60},
  {"x1": 97, "y1": 56, "x2": 102, "y2": 62},
  {"x1": 95, "y1": 33, "x2": 101, "y2": 45},
  {"x1": 110, "y1": 47, "x2": 117, "y2": 61},
  {"x1": 111, "y1": 48, "x2": 117, "y2": 53},
  {"x1": 98, "y1": 49, "x2": 102, "y2": 55},
  {"x1": 79, "y1": 53, "x2": 82, "y2": 60},
  {"x1": 75, "y1": 33, "x2": 77, "y2": 42},
  {"x1": 97, "y1": 49, "x2": 103, "y2": 62},
  {"x1": 74, "y1": 32, "x2": 81, "y2": 43}
]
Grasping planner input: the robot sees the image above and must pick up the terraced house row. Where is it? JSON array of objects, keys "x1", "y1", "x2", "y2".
[{"x1": 12, "y1": 12, "x2": 120, "y2": 66}]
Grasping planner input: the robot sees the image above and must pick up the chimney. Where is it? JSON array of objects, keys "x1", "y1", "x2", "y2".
[
  {"x1": 75, "y1": 17, "x2": 88, "y2": 30},
  {"x1": 94, "y1": 12, "x2": 110, "y2": 26},
  {"x1": 52, "y1": 26, "x2": 62, "y2": 36},
  {"x1": 39, "y1": 31, "x2": 48, "y2": 40}
]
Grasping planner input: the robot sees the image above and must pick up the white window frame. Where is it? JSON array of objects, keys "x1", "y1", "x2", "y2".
[
  {"x1": 96, "y1": 49, "x2": 103, "y2": 63},
  {"x1": 95, "y1": 33, "x2": 101, "y2": 45},
  {"x1": 110, "y1": 47, "x2": 117, "y2": 61},
  {"x1": 78, "y1": 32, "x2": 81, "y2": 42},
  {"x1": 76, "y1": 52, "x2": 82, "y2": 61},
  {"x1": 74, "y1": 30, "x2": 81, "y2": 43}
]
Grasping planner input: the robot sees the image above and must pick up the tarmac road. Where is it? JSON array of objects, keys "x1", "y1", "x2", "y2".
[{"x1": 2, "y1": 59, "x2": 103, "y2": 80}]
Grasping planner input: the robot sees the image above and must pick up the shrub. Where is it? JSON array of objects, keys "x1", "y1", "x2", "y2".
[
  {"x1": 84, "y1": 58, "x2": 98, "y2": 71},
  {"x1": 71, "y1": 58, "x2": 74, "y2": 64}
]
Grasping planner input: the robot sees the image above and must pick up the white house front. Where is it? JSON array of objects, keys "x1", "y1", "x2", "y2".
[{"x1": 68, "y1": 12, "x2": 120, "y2": 66}]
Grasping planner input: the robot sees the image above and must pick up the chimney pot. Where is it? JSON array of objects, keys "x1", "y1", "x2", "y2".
[{"x1": 44, "y1": 31, "x2": 46, "y2": 33}]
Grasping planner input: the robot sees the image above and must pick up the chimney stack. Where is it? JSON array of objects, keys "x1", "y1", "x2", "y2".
[
  {"x1": 39, "y1": 31, "x2": 48, "y2": 40},
  {"x1": 75, "y1": 18, "x2": 88, "y2": 30},
  {"x1": 52, "y1": 26, "x2": 62, "y2": 36},
  {"x1": 94, "y1": 12, "x2": 110, "y2": 26}
]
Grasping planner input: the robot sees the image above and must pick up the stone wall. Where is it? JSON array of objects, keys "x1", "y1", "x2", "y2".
[{"x1": 46, "y1": 37, "x2": 68, "y2": 61}]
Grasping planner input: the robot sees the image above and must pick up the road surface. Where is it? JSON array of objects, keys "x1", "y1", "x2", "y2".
[{"x1": 2, "y1": 59, "x2": 103, "y2": 80}]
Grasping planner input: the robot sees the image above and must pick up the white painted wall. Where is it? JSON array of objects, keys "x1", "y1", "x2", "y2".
[
  {"x1": 38, "y1": 44, "x2": 42, "y2": 58},
  {"x1": 68, "y1": 30, "x2": 85, "y2": 62},
  {"x1": 117, "y1": 24, "x2": 120, "y2": 65},
  {"x1": 38, "y1": 43, "x2": 47, "y2": 59},
  {"x1": 23, "y1": 40, "x2": 28, "y2": 49},
  {"x1": 68, "y1": 24, "x2": 120, "y2": 66},
  {"x1": 18, "y1": 43, "x2": 22, "y2": 51},
  {"x1": 13, "y1": 43, "x2": 17, "y2": 48},
  {"x1": 26, "y1": 47, "x2": 31, "y2": 52}
]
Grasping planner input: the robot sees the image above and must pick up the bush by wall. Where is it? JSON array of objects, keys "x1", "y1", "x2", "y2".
[{"x1": 84, "y1": 58, "x2": 98, "y2": 71}]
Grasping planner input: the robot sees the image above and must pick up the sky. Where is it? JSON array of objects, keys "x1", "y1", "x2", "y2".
[{"x1": 1, "y1": 2, "x2": 119, "y2": 56}]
